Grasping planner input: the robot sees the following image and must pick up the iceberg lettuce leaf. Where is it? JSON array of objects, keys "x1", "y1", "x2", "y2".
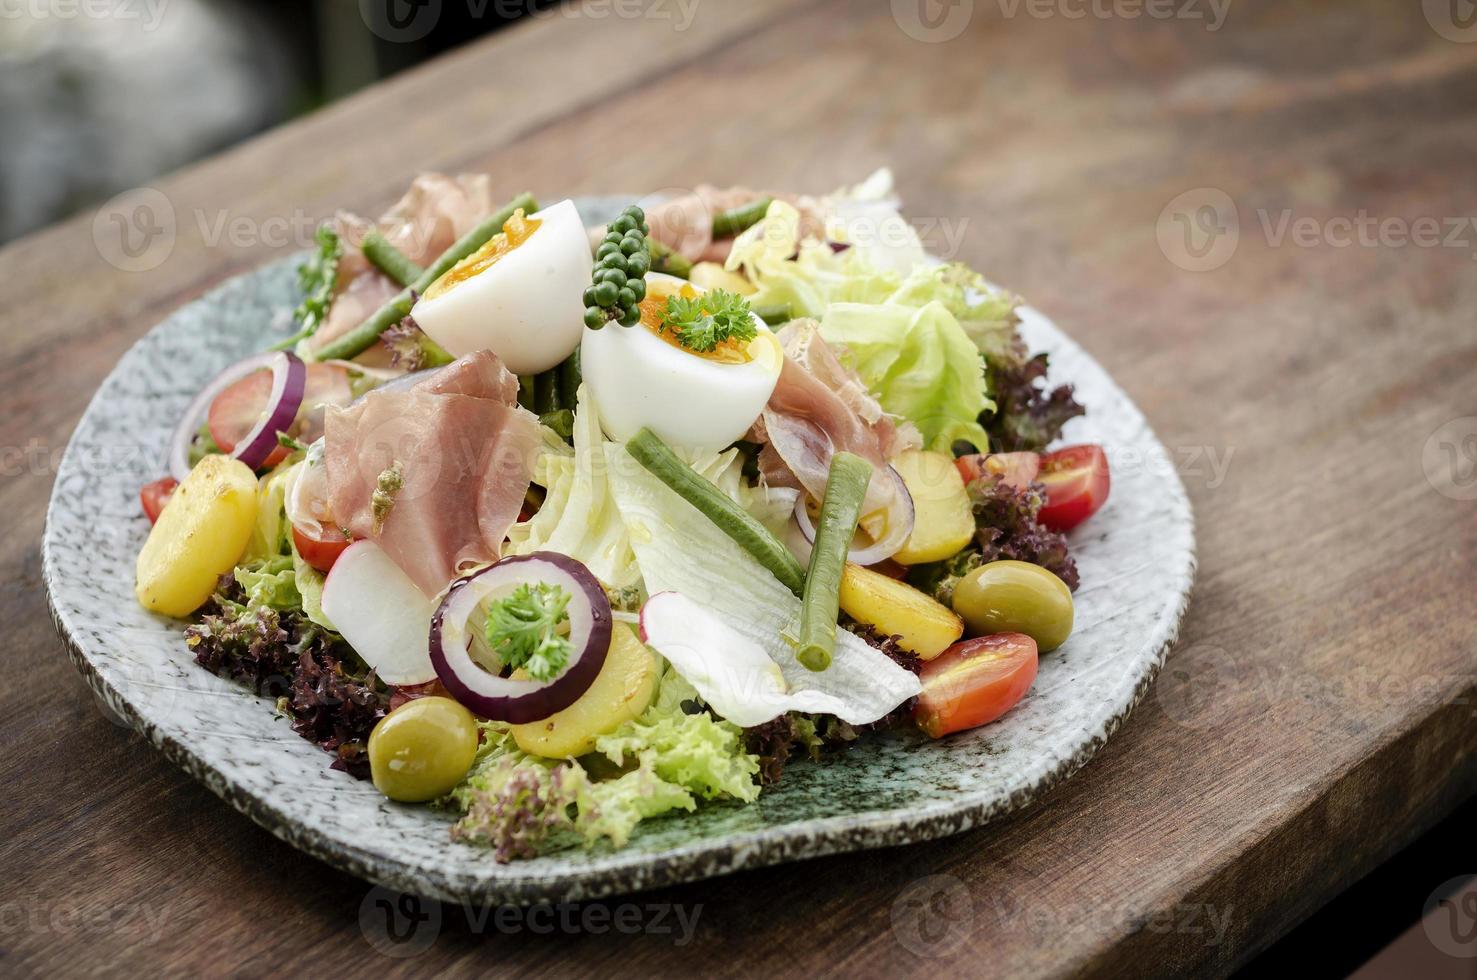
[
  {"x1": 819, "y1": 300, "x2": 992, "y2": 452},
  {"x1": 604, "y1": 444, "x2": 921, "y2": 726}
]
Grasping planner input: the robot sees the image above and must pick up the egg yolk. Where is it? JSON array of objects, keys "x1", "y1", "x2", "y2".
[
  {"x1": 423, "y1": 209, "x2": 541, "y2": 300},
  {"x1": 639, "y1": 284, "x2": 753, "y2": 364}
]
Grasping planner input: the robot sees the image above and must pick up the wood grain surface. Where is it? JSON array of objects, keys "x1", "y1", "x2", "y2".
[{"x1": 4, "y1": 0, "x2": 1476, "y2": 975}]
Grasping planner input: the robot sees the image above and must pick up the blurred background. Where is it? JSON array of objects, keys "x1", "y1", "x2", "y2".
[{"x1": 0, "y1": 0, "x2": 543, "y2": 243}]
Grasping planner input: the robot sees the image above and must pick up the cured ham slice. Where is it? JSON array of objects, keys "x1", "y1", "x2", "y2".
[
  {"x1": 333, "y1": 173, "x2": 500, "y2": 279},
  {"x1": 311, "y1": 174, "x2": 501, "y2": 360},
  {"x1": 325, "y1": 350, "x2": 540, "y2": 596},
  {"x1": 753, "y1": 321, "x2": 918, "y2": 539},
  {"x1": 313, "y1": 271, "x2": 402, "y2": 361}
]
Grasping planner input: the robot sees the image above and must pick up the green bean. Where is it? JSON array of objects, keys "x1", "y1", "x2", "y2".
[
  {"x1": 360, "y1": 231, "x2": 425, "y2": 287},
  {"x1": 517, "y1": 375, "x2": 536, "y2": 412},
  {"x1": 647, "y1": 238, "x2": 692, "y2": 279},
  {"x1": 796, "y1": 452, "x2": 873, "y2": 672},
  {"x1": 315, "y1": 192, "x2": 537, "y2": 361},
  {"x1": 751, "y1": 304, "x2": 793, "y2": 326},
  {"x1": 539, "y1": 409, "x2": 575, "y2": 442},
  {"x1": 627, "y1": 428, "x2": 806, "y2": 597},
  {"x1": 712, "y1": 197, "x2": 773, "y2": 238},
  {"x1": 558, "y1": 347, "x2": 582, "y2": 402},
  {"x1": 533, "y1": 370, "x2": 559, "y2": 415}
]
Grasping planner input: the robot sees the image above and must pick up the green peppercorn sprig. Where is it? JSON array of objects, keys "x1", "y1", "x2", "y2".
[{"x1": 583, "y1": 205, "x2": 652, "y2": 329}]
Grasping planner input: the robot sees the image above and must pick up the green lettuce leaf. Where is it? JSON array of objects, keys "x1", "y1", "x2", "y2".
[
  {"x1": 574, "y1": 759, "x2": 697, "y2": 849},
  {"x1": 243, "y1": 461, "x2": 298, "y2": 562},
  {"x1": 819, "y1": 300, "x2": 992, "y2": 452},
  {"x1": 289, "y1": 537, "x2": 333, "y2": 632},
  {"x1": 725, "y1": 203, "x2": 1018, "y2": 453},
  {"x1": 595, "y1": 668, "x2": 761, "y2": 803},
  {"x1": 233, "y1": 555, "x2": 301, "y2": 613},
  {"x1": 445, "y1": 665, "x2": 765, "y2": 861},
  {"x1": 725, "y1": 201, "x2": 903, "y2": 318}
]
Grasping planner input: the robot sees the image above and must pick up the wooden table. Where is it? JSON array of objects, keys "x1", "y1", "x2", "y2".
[{"x1": 5, "y1": 1, "x2": 1475, "y2": 974}]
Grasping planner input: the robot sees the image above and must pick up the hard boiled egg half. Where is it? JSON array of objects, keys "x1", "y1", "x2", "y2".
[
  {"x1": 411, "y1": 198, "x2": 591, "y2": 375},
  {"x1": 582, "y1": 273, "x2": 782, "y2": 454}
]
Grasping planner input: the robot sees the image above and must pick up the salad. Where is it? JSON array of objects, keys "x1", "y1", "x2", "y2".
[{"x1": 131, "y1": 172, "x2": 1111, "y2": 863}]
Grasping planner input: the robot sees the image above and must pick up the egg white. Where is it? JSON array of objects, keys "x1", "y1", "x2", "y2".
[
  {"x1": 411, "y1": 198, "x2": 591, "y2": 375},
  {"x1": 582, "y1": 273, "x2": 782, "y2": 454}
]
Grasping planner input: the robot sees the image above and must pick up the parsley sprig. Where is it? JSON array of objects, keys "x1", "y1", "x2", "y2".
[
  {"x1": 659, "y1": 289, "x2": 758, "y2": 353},
  {"x1": 482, "y1": 583, "x2": 573, "y2": 683},
  {"x1": 272, "y1": 225, "x2": 342, "y2": 351}
]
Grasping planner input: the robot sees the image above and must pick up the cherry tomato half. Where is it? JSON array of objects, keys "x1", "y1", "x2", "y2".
[
  {"x1": 1036, "y1": 445, "x2": 1110, "y2": 532},
  {"x1": 954, "y1": 452, "x2": 1040, "y2": 490},
  {"x1": 208, "y1": 363, "x2": 352, "y2": 470},
  {"x1": 951, "y1": 451, "x2": 1045, "y2": 490},
  {"x1": 292, "y1": 523, "x2": 352, "y2": 574},
  {"x1": 914, "y1": 633, "x2": 1038, "y2": 738},
  {"x1": 139, "y1": 477, "x2": 179, "y2": 525}
]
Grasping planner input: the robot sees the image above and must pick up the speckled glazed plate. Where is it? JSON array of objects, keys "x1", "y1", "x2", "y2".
[{"x1": 44, "y1": 197, "x2": 1194, "y2": 905}]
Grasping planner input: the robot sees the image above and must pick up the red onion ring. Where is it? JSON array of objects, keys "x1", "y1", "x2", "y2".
[
  {"x1": 166, "y1": 352, "x2": 281, "y2": 481},
  {"x1": 793, "y1": 464, "x2": 915, "y2": 566},
  {"x1": 429, "y1": 552, "x2": 612, "y2": 724},
  {"x1": 229, "y1": 352, "x2": 307, "y2": 470}
]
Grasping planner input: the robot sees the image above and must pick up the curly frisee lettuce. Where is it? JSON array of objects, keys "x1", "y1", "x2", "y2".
[{"x1": 445, "y1": 668, "x2": 760, "y2": 862}]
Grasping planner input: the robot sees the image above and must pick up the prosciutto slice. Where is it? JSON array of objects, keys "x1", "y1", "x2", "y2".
[
  {"x1": 632, "y1": 185, "x2": 828, "y2": 265},
  {"x1": 754, "y1": 321, "x2": 918, "y2": 538},
  {"x1": 325, "y1": 350, "x2": 540, "y2": 596},
  {"x1": 312, "y1": 173, "x2": 501, "y2": 359}
]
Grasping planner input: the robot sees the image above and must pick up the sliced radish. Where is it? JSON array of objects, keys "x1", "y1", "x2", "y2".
[
  {"x1": 639, "y1": 591, "x2": 854, "y2": 727},
  {"x1": 429, "y1": 552, "x2": 611, "y2": 724},
  {"x1": 321, "y1": 540, "x2": 437, "y2": 686}
]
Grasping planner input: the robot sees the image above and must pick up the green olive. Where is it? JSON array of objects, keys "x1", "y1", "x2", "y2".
[
  {"x1": 368, "y1": 696, "x2": 479, "y2": 803},
  {"x1": 951, "y1": 560, "x2": 1074, "y2": 652}
]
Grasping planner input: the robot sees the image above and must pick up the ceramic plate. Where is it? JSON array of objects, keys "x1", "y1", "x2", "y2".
[{"x1": 44, "y1": 197, "x2": 1194, "y2": 905}]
